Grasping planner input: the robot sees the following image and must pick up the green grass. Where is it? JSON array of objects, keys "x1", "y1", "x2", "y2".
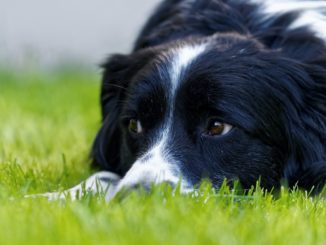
[{"x1": 0, "y1": 69, "x2": 325, "y2": 245}]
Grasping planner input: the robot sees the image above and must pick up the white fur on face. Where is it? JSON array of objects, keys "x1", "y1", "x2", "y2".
[
  {"x1": 117, "y1": 44, "x2": 207, "y2": 192},
  {"x1": 255, "y1": 0, "x2": 326, "y2": 41},
  {"x1": 116, "y1": 143, "x2": 180, "y2": 191},
  {"x1": 170, "y1": 44, "x2": 207, "y2": 93}
]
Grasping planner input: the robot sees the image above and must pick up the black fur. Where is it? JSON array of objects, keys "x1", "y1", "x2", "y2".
[{"x1": 92, "y1": 0, "x2": 326, "y2": 192}]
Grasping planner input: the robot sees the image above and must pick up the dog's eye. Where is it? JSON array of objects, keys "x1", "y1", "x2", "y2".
[
  {"x1": 128, "y1": 119, "x2": 143, "y2": 134},
  {"x1": 206, "y1": 120, "x2": 233, "y2": 136}
]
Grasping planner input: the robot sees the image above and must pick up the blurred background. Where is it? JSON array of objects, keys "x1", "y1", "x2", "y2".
[{"x1": 0, "y1": 0, "x2": 161, "y2": 70}]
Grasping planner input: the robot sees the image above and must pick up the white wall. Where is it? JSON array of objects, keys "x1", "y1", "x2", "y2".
[{"x1": 0, "y1": 0, "x2": 161, "y2": 68}]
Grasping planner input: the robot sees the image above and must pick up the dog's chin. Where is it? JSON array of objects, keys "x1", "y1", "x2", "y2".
[
  {"x1": 25, "y1": 170, "x2": 194, "y2": 202},
  {"x1": 111, "y1": 176, "x2": 194, "y2": 201}
]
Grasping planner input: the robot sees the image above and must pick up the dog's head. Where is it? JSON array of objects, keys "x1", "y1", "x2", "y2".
[{"x1": 92, "y1": 33, "x2": 326, "y2": 192}]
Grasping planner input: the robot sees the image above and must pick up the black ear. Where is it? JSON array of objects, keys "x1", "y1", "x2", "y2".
[
  {"x1": 91, "y1": 49, "x2": 155, "y2": 175},
  {"x1": 299, "y1": 65, "x2": 326, "y2": 192},
  {"x1": 90, "y1": 54, "x2": 130, "y2": 174},
  {"x1": 284, "y1": 61, "x2": 326, "y2": 192}
]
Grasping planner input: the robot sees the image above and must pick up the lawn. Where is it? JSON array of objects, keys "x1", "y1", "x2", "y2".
[{"x1": 0, "y1": 69, "x2": 325, "y2": 245}]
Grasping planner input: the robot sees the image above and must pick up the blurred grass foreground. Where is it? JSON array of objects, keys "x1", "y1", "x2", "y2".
[{"x1": 0, "y1": 68, "x2": 325, "y2": 245}]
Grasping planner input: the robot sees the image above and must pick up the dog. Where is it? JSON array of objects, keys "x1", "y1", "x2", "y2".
[{"x1": 41, "y1": 0, "x2": 326, "y2": 201}]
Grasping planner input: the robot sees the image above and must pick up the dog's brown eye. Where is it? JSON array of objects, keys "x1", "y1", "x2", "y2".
[
  {"x1": 206, "y1": 120, "x2": 232, "y2": 136},
  {"x1": 128, "y1": 119, "x2": 143, "y2": 134}
]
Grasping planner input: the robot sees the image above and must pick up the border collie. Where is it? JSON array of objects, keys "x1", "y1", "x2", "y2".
[{"x1": 42, "y1": 0, "x2": 326, "y2": 200}]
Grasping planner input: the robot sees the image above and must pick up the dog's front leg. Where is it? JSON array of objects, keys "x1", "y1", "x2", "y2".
[{"x1": 26, "y1": 171, "x2": 121, "y2": 201}]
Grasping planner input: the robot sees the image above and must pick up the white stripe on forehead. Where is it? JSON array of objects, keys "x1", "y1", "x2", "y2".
[
  {"x1": 160, "y1": 44, "x2": 207, "y2": 148},
  {"x1": 116, "y1": 44, "x2": 208, "y2": 190},
  {"x1": 170, "y1": 44, "x2": 207, "y2": 93}
]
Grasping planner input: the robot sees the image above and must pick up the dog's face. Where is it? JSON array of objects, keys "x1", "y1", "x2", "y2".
[{"x1": 92, "y1": 33, "x2": 324, "y2": 192}]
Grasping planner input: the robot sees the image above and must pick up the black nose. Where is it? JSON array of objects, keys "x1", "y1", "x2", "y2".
[
  {"x1": 115, "y1": 180, "x2": 176, "y2": 200},
  {"x1": 128, "y1": 180, "x2": 176, "y2": 192}
]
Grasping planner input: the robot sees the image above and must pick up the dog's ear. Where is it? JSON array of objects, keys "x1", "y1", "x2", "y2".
[
  {"x1": 91, "y1": 49, "x2": 155, "y2": 175},
  {"x1": 91, "y1": 54, "x2": 130, "y2": 174},
  {"x1": 284, "y1": 60, "x2": 326, "y2": 191},
  {"x1": 299, "y1": 64, "x2": 326, "y2": 191}
]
